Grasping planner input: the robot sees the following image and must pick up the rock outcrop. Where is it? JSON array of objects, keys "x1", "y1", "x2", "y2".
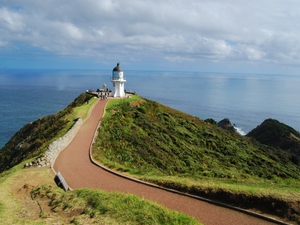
[
  {"x1": 247, "y1": 118, "x2": 300, "y2": 157},
  {"x1": 217, "y1": 118, "x2": 237, "y2": 133}
]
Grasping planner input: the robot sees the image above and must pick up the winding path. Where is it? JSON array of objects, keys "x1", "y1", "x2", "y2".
[{"x1": 53, "y1": 99, "x2": 282, "y2": 225}]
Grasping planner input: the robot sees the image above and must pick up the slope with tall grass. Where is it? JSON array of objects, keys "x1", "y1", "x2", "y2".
[{"x1": 92, "y1": 96, "x2": 300, "y2": 222}]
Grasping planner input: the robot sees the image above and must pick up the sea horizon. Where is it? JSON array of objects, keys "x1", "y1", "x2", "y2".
[{"x1": 1, "y1": 69, "x2": 299, "y2": 148}]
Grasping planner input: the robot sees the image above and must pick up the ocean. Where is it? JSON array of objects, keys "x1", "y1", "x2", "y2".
[{"x1": 0, "y1": 69, "x2": 299, "y2": 148}]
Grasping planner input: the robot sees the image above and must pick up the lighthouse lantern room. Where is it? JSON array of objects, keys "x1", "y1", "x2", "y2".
[{"x1": 111, "y1": 63, "x2": 126, "y2": 98}]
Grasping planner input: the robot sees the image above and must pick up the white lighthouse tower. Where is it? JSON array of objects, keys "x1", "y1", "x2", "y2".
[{"x1": 111, "y1": 63, "x2": 126, "y2": 97}]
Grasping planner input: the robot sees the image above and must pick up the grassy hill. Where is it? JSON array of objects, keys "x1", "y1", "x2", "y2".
[
  {"x1": 92, "y1": 96, "x2": 300, "y2": 222},
  {"x1": 93, "y1": 97, "x2": 300, "y2": 180}
]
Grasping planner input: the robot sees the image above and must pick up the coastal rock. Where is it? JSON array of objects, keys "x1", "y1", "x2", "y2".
[
  {"x1": 247, "y1": 118, "x2": 300, "y2": 156},
  {"x1": 217, "y1": 118, "x2": 237, "y2": 133}
]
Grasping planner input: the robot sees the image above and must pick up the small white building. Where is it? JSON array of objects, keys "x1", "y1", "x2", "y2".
[{"x1": 111, "y1": 63, "x2": 126, "y2": 97}]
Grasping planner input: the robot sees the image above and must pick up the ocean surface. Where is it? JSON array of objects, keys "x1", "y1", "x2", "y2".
[{"x1": 0, "y1": 69, "x2": 299, "y2": 148}]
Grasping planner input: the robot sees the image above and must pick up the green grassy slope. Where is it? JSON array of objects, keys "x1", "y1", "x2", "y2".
[
  {"x1": 92, "y1": 97, "x2": 300, "y2": 222},
  {"x1": 93, "y1": 97, "x2": 300, "y2": 180}
]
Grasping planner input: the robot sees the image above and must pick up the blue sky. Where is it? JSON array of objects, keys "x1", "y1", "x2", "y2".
[{"x1": 1, "y1": 0, "x2": 300, "y2": 75}]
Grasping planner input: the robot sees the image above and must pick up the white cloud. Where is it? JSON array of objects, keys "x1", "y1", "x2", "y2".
[
  {"x1": 1, "y1": 0, "x2": 300, "y2": 72},
  {"x1": 0, "y1": 7, "x2": 24, "y2": 31},
  {"x1": 0, "y1": 40, "x2": 8, "y2": 47}
]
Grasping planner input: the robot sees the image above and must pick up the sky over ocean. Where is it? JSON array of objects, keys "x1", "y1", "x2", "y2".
[
  {"x1": 1, "y1": 1, "x2": 300, "y2": 75},
  {"x1": 0, "y1": 69, "x2": 299, "y2": 148}
]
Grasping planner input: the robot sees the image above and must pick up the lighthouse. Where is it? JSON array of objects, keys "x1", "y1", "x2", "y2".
[{"x1": 111, "y1": 63, "x2": 126, "y2": 97}]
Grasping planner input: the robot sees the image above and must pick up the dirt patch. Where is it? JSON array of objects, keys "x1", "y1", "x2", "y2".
[
  {"x1": 291, "y1": 133, "x2": 300, "y2": 141},
  {"x1": 11, "y1": 168, "x2": 53, "y2": 222},
  {"x1": 16, "y1": 183, "x2": 40, "y2": 219},
  {"x1": 9, "y1": 167, "x2": 82, "y2": 224},
  {"x1": 130, "y1": 99, "x2": 142, "y2": 107},
  {"x1": 11, "y1": 168, "x2": 103, "y2": 224}
]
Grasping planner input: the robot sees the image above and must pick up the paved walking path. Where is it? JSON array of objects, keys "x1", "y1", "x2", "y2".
[{"x1": 53, "y1": 99, "x2": 280, "y2": 225}]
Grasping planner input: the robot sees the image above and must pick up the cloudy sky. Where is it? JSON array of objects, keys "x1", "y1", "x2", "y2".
[{"x1": 1, "y1": 0, "x2": 300, "y2": 74}]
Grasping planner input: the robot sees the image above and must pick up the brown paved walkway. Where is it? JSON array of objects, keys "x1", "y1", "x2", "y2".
[{"x1": 53, "y1": 99, "x2": 279, "y2": 225}]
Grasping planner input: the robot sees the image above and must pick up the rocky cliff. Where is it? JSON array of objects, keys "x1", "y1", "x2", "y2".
[{"x1": 247, "y1": 118, "x2": 300, "y2": 158}]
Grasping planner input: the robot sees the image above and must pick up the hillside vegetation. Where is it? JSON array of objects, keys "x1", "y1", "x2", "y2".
[
  {"x1": 92, "y1": 97, "x2": 300, "y2": 222},
  {"x1": 93, "y1": 97, "x2": 300, "y2": 180}
]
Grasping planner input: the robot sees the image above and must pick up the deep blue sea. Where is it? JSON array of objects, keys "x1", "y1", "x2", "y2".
[{"x1": 0, "y1": 69, "x2": 299, "y2": 148}]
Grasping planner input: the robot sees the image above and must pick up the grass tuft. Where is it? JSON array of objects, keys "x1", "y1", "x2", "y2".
[{"x1": 31, "y1": 185, "x2": 202, "y2": 225}]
